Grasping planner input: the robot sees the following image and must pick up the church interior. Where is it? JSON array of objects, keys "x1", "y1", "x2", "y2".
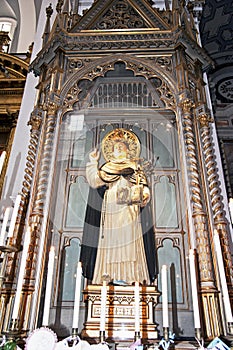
[{"x1": 0, "y1": 0, "x2": 232, "y2": 349}]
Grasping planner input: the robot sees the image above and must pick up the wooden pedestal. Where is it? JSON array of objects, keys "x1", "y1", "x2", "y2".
[{"x1": 81, "y1": 284, "x2": 160, "y2": 343}]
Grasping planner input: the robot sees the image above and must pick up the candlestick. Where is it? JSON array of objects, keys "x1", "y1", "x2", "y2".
[
  {"x1": 0, "y1": 151, "x2": 6, "y2": 175},
  {"x1": 0, "y1": 207, "x2": 11, "y2": 246},
  {"x1": 72, "y1": 262, "x2": 82, "y2": 331},
  {"x1": 8, "y1": 194, "x2": 21, "y2": 238},
  {"x1": 42, "y1": 246, "x2": 55, "y2": 326},
  {"x1": 213, "y1": 230, "x2": 233, "y2": 324},
  {"x1": 12, "y1": 228, "x2": 31, "y2": 320},
  {"x1": 189, "y1": 249, "x2": 201, "y2": 329},
  {"x1": 161, "y1": 265, "x2": 169, "y2": 328},
  {"x1": 100, "y1": 281, "x2": 107, "y2": 332},
  {"x1": 134, "y1": 281, "x2": 140, "y2": 335}
]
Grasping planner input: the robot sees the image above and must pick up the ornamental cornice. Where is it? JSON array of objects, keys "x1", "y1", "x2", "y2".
[
  {"x1": 30, "y1": 30, "x2": 175, "y2": 76},
  {"x1": 175, "y1": 29, "x2": 214, "y2": 71},
  {"x1": 60, "y1": 29, "x2": 174, "y2": 44}
]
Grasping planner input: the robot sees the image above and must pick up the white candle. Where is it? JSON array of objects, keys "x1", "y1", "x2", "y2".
[
  {"x1": 0, "y1": 207, "x2": 11, "y2": 246},
  {"x1": 189, "y1": 249, "x2": 201, "y2": 329},
  {"x1": 229, "y1": 198, "x2": 233, "y2": 224},
  {"x1": 213, "y1": 230, "x2": 233, "y2": 323},
  {"x1": 8, "y1": 194, "x2": 21, "y2": 238},
  {"x1": 134, "y1": 281, "x2": 140, "y2": 333},
  {"x1": 0, "y1": 151, "x2": 6, "y2": 175},
  {"x1": 100, "y1": 281, "x2": 107, "y2": 332},
  {"x1": 42, "y1": 246, "x2": 55, "y2": 326},
  {"x1": 161, "y1": 265, "x2": 169, "y2": 328},
  {"x1": 12, "y1": 228, "x2": 31, "y2": 320},
  {"x1": 72, "y1": 262, "x2": 82, "y2": 329}
]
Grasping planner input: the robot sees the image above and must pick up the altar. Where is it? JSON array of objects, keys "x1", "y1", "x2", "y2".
[{"x1": 81, "y1": 284, "x2": 160, "y2": 343}]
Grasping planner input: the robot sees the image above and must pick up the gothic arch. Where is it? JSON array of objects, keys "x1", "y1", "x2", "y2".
[{"x1": 60, "y1": 54, "x2": 178, "y2": 113}]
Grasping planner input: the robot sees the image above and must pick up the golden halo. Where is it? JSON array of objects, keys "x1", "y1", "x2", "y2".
[{"x1": 101, "y1": 128, "x2": 141, "y2": 161}]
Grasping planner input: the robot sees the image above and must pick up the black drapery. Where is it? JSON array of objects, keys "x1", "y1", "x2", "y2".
[{"x1": 80, "y1": 186, "x2": 157, "y2": 283}]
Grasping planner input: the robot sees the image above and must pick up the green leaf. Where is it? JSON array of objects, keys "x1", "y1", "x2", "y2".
[{"x1": 4, "y1": 341, "x2": 17, "y2": 350}]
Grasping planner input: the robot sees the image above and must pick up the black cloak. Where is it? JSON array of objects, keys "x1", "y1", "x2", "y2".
[{"x1": 80, "y1": 185, "x2": 157, "y2": 283}]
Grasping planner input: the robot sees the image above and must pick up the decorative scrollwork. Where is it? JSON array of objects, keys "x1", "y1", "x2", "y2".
[
  {"x1": 93, "y1": 0, "x2": 146, "y2": 30},
  {"x1": 158, "y1": 81, "x2": 176, "y2": 110},
  {"x1": 125, "y1": 62, "x2": 155, "y2": 79},
  {"x1": 64, "y1": 83, "x2": 81, "y2": 110}
]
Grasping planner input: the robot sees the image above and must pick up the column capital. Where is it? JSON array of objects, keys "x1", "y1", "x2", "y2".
[
  {"x1": 195, "y1": 104, "x2": 213, "y2": 128},
  {"x1": 28, "y1": 109, "x2": 43, "y2": 131},
  {"x1": 179, "y1": 97, "x2": 194, "y2": 113},
  {"x1": 198, "y1": 113, "x2": 213, "y2": 128},
  {"x1": 43, "y1": 99, "x2": 59, "y2": 115}
]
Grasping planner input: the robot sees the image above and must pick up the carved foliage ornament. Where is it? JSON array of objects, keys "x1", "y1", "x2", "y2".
[
  {"x1": 198, "y1": 113, "x2": 213, "y2": 128},
  {"x1": 63, "y1": 61, "x2": 176, "y2": 111},
  {"x1": 93, "y1": 0, "x2": 146, "y2": 30}
]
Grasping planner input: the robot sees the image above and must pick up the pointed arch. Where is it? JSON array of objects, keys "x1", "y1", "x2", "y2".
[{"x1": 60, "y1": 54, "x2": 178, "y2": 112}]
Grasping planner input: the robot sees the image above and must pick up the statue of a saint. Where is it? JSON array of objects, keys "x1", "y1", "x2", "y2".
[{"x1": 80, "y1": 128, "x2": 157, "y2": 285}]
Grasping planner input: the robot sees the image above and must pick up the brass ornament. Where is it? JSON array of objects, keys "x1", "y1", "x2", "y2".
[
  {"x1": 101, "y1": 128, "x2": 141, "y2": 161},
  {"x1": 198, "y1": 113, "x2": 213, "y2": 128},
  {"x1": 180, "y1": 98, "x2": 194, "y2": 113}
]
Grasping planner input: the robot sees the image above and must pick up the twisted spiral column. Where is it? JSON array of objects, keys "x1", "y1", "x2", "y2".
[
  {"x1": 5, "y1": 110, "x2": 42, "y2": 250},
  {"x1": 180, "y1": 98, "x2": 222, "y2": 338},
  {"x1": 31, "y1": 105, "x2": 57, "y2": 217},
  {"x1": 2, "y1": 109, "x2": 43, "y2": 335},
  {"x1": 28, "y1": 101, "x2": 58, "y2": 281},
  {"x1": 5, "y1": 101, "x2": 59, "y2": 334},
  {"x1": 181, "y1": 99, "x2": 214, "y2": 284},
  {"x1": 25, "y1": 100, "x2": 59, "y2": 331},
  {"x1": 198, "y1": 113, "x2": 233, "y2": 295},
  {"x1": 22, "y1": 112, "x2": 42, "y2": 197}
]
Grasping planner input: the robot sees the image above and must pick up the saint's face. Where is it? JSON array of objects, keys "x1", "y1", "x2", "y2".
[{"x1": 113, "y1": 141, "x2": 128, "y2": 159}]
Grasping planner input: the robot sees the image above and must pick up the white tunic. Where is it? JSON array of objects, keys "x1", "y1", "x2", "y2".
[{"x1": 86, "y1": 160, "x2": 150, "y2": 284}]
